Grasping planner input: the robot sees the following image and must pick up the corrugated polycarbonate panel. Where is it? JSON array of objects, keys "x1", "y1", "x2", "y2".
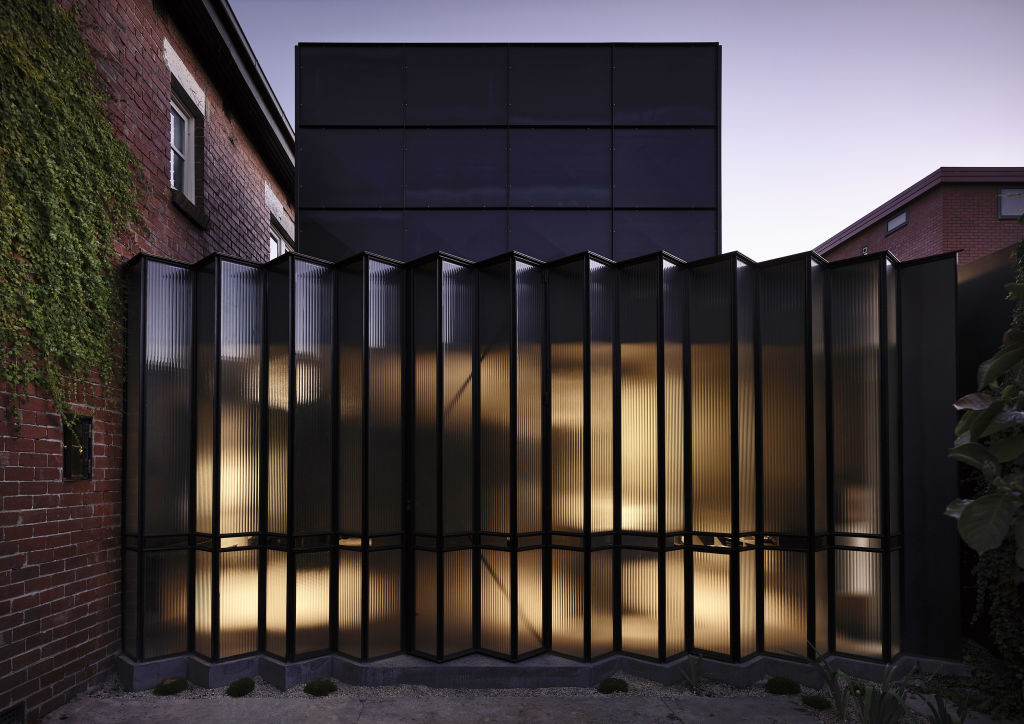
[
  {"x1": 414, "y1": 264, "x2": 438, "y2": 535},
  {"x1": 337, "y1": 261, "x2": 364, "y2": 535},
  {"x1": 830, "y1": 260, "x2": 881, "y2": 535},
  {"x1": 516, "y1": 262, "x2": 545, "y2": 534},
  {"x1": 591, "y1": 548, "x2": 614, "y2": 657},
  {"x1": 368, "y1": 261, "x2": 404, "y2": 534},
  {"x1": 763, "y1": 549, "x2": 807, "y2": 656},
  {"x1": 445, "y1": 548, "x2": 474, "y2": 655},
  {"x1": 693, "y1": 550, "x2": 729, "y2": 654},
  {"x1": 194, "y1": 549, "x2": 212, "y2": 658},
  {"x1": 123, "y1": 549, "x2": 138, "y2": 657},
  {"x1": 195, "y1": 263, "x2": 215, "y2": 536},
  {"x1": 124, "y1": 266, "x2": 141, "y2": 537},
  {"x1": 835, "y1": 548, "x2": 883, "y2": 658},
  {"x1": 295, "y1": 550, "x2": 331, "y2": 655},
  {"x1": 621, "y1": 548, "x2": 659, "y2": 657},
  {"x1": 815, "y1": 549, "x2": 828, "y2": 651},
  {"x1": 550, "y1": 263, "x2": 585, "y2": 533},
  {"x1": 811, "y1": 261, "x2": 827, "y2": 535},
  {"x1": 518, "y1": 548, "x2": 544, "y2": 654},
  {"x1": 144, "y1": 262, "x2": 193, "y2": 535},
  {"x1": 759, "y1": 259, "x2": 807, "y2": 534},
  {"x1": 220, "y1": 262, "x2": 263, "y2": 535},
  {"x1": 338, "y1": 549, "x2": 361, "y2": 657},
  {"x1": 368, "y1": 549, "x2": 402, "y2": 658},
  {"x1": 266, "y1": 263, "x2": 290, "y2": 535},
  {"x1": 142, "y1": 550, "x2": 188, "y2": 658},
  {"x1": 689, "y1": 260, "x2": 732, "y2": 534},
  {"x1": 889, "y1": 552, "x2": 900, "y2": 657},
  {"x1": 415, "y1": 550, "x2": 437, "y2": 656},
  {"x1": 886, "y1": 260, "x2": 900, "y2": 535},
  {"x1": 442, "y1": 262, "x2": 475, "y2": 535},
  {"x1": 740, "y1": 548, "x2": 756, "y2": 657},
  {"x1": 664, "y1": 261, "x2": 686, "y2": 533},
  {"x1": 265, "y1": 549, "x2": 288, "y2": 657},
  {"x1": 590, "y1": 261, "x2": 614, "y2": 534},
  {"x1": 620, "y1": 261, "x2": 659, "y2": 534},
  {"x1": 736, "y1": 261, "x2": 755, "y2": 534},
  {"x1": 552, "y1": 548, "x2": 584, "y2": 657},
  {"x1": 220, "y1": 548, "x2": 259, "y2": 658},
  {"x1": 666, "y1": 549, "x2": 685, "y2": 656},
  {"x1": 480, "y1": 548, "x2": 511, "y2": 655},
  {"x1": 293, "y1": 261, "x2": 334, "y2": 535},
  {"x1": 480, "y1": 263, "x2": 512, "y2": 535}
]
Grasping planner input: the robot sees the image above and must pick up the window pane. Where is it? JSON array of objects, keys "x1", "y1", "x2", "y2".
[
  {"x1": 406, "y1": 130, "x2": 506, "y2": 207},
  {"x1": 509, "y1": 46, "x2": 610, "y2": 125},
  {"x1": 407, "y1": 46, "x2": 507, "y2": 125},
  {"x1": 405, "y1": 210, "x2": 506, "y2": 262},
  {"x1": 298, "y1": 129, "x2": 403, "y2": 208},
  {"x1": 171, "y1": 152, "x2": 184, "y2": 190},
  {"x1": 1001, "y1": 188, "x2": 1024, "y2": 218},
  {"x1": 170, "y1": 107, "x2": 185, "y2": 150},
  {"x1": 509, "y1": 210, "x2": 611, "y2": 260},
  {"x1": 613, "y1": 45, "x2": 718, "y2": 126},
  {"x1": 298, "y1": 46, "x2": 403, "y2": 126},
  {"x1": 614, "y1": 129, "x2": 717, "y2": 208},
  {"x1": 299, "y1": 210, "x2": 403, "y2": 262},
  {"x1": 510, "y1": 130, "x2": 610, "y2": 207},
  {"x1": 614, "y1": 210, "x2": 717, "y2": 260}
]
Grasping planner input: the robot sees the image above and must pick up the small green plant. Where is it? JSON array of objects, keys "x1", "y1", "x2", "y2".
[
  {"x1": 303, "y1": 678, "x2": 337, "y2": 696},
  {"x1": 226, "y1": 677, "x2": 255, "y2": 697},
  {"x1": 764, "y1": 675, "x2": 800, "y2": 695},
  {"x1": 681, "y1": 654, "x2": 703, "y2": 693},
  {"x1": 800, "y1": 693, "x2": 831, "y2": 710},
  {"x1": 923, "y1": 693, "x2": 967, "y2": 724},
  {"x1": 597, "y1": 677, "x2": 628, "y2": 694},
  {"x1": 845, "y1": 666, "x2": 910, "y2": 724},
  {"x1": 153, "y1": 677, "x2": 187, "y2": 696},
  {"x1": 806, "y1": 643, "x2": 850, "y2": 721}
]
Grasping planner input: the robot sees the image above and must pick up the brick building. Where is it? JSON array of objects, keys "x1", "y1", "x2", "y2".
[
  {"x1": 814, "y1": 167, "x2": 1024, "y2": 265},
  {"x1": 0, "y1": 0, "x2": 293, "y2": 721}
]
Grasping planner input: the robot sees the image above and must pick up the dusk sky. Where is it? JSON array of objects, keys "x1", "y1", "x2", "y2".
[{"x1": 230, "y1": 0, "x2": 1023, "y2": 261}]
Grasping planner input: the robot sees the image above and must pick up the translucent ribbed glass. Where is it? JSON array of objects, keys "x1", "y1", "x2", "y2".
[
  {"x1": 815, "y1": 549, "x2": 828, "y2": 651},
  {"x1": 265, "y1": 549, "x2": 288, "y2": 657},
  {"x1": 337, "y1": 261, "x2": 364, "y2": 535},
  {"x1": 693, "y1": 550, "x2": 729, "y2": 654},
  {"x1": 415, "y1": 550, "x2": 437, "y2": 655},
  {"x1": 763, "y1": 549, "x2": 807, "y2": 656},
  {"x1": 414, "y1": 265, "x2": 438, "y2": 535},
  {"x1": 830, "y1": 260, "x2": 881, "y2": 535},
  {"x1": 338, "y1": 549, "x2": 362, "y2": 657},
  {"x1": 123, "y1": 549, "x2": 138, "y2": 656},
  {"x1": 590, "y1": 261, "x2": 615, "y2": 534},
  {"x1": 550, "y1": 263, "x2": 585, "y2": 533},
  {"x1": 740, "y1": 548, "x2": 756, "y2": 657},
  {"x1": 886, "y1": 260, "x2": 900, "y2": 534},
  {"x1": 142, "y1": 550, "x2": 188, "y2": 658},
  {"x1": 516, "y1": 262, "x2": 545, "y2": 534},
  {"x1": 480, "y1": 548, "x2": 511, "y2": 655},
  {"x1": 736, "y1": 261, "x2": 756, "y2": 534},
  {"x1": 551, "y1": 548, "x2": 583, "y2": 657},
  {"x1": 518, "y1": 548, "x2": 544, "y2": 654},
  {"x1": 620, "y1": 261, "x2": 658, "y2": 534},
  {"x1": 144, "y1": 262, "x2": 193, "y2": 535},
  {"x1": 219, "y1": 548, "x2": 258, "y2": 657},
  {"x1": 591, "y1": 548, "x2": 614, "y2": 657},
  {"x1": 444, "y1": 548, "x2": 473, "y2": 655},
  {"x1": 194, "y1": 549, "x2": 212, "y2": 658},
  {"x1": 664, "y1": 261, "x2": 686, "y2": 533},
  {"x1": 479, "y1": 262, "x2": 511, "y2": 535},
  {"x1": 442, "y1": 262, "x2": 475, "y2": 535},
  {"x1": 195, "y1": 264, "x2": 215, "y2": 536},
  {"x1": 621, "y1": 548, "x2": 659, "y2": 657},
  {"x1": 293, "y1": 261, "x2": 334, "y2": 535},
  {"x1": 811, "y1": 260, "x2": 828, "y2": 534},
  {"x1": 124, "y1": 267, "x2": 141, "y2": 537},
  {"x1": 368, "y1": 549, "x2": 402, "y2": 658},
  {"x1": 665, "y1": 549, "x2": 686, "y2": 656},
  {"x1": 266, "y1": 265, "x2": 290, "y2": 535},
  {"x1": 835, "y1": 548, "x2": 882, "y2": 658},
  {"x1": 295, "y1": 550, "x2": 331, "y2": 655}
]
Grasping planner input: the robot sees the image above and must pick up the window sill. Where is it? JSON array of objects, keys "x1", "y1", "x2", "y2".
[{"x1": 171, "y1": 189, "x2": 210, "y2": 230}]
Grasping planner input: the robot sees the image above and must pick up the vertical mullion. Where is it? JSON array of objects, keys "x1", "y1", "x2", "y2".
[
  {"x1": 728, "y1": 259, "x2": 740, "y2": 661},
  {"x1": 612, "y1": 261, "x2": 622, "y2": 655},
  {"x1": 135, "y1": 260, "x2": 148, "y2": 661},
  {"x1": 582, "y1": 259, "x2": 592, "y2": 661},
  {"x1": 682, "y1": 262, "x2": 694, "y2": 655},
  {"x1": 656, "y1": 259, "x2": 667, "y2": 662},
  {"x1": 823, "y1": 261, "x2": 836, "y2": 654},
  {"x1": 286, "y1": 256, "x2": 297, "y2": 662},
  {"x1": 803, "y1": 257, "x2": 817, "y2": 658},
  {"x1": 211, "y1": 260, "x2": 223, "y2": 661},
  {"x1": 435, "y1": 260, "x2": 444, "y2": 661},
  {"x1": 752, "y1": 261, "x2": 763, "y2": 657},
  {"x1": 258, "y1": 261, "x2": 269, "y2": 657},
  {"x1": 472, "y1": 265, "x2": 481, "y2": 654},
  {"x1": 878, "y1": 258, "x2": 892, "y2": 661},
  {"x1": 360, "y1": 258, "x2": 371, "y2": 660},
  {"x1": 510, "y1": 261, "x2": 520, "y2": 660}
]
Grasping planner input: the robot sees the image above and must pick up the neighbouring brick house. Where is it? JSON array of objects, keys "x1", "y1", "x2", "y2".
[
  {"x1": 814, "y1": 167, "x2": 1024, "y2": 265},
  {"x1": 0, "y1": 1, "x2": 293, "y2": 720}
]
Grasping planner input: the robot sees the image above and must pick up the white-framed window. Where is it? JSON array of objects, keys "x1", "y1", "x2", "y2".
[
  {"x1": 170, "y1": 95, "x2": 195, "y2": 201},
  {"x1": 999, "y1": 188, "x2": 1024, "y2": 220},
  {"x1": 269, "y1": 221, "x2": 294, "y2": 259}
]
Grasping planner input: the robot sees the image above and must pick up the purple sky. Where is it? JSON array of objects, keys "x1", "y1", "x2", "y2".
[{"x1": 230, "y1": 0, "x2": 1024, "y2": 261}]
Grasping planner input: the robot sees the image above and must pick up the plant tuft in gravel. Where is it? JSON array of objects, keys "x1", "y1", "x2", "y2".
[
  {"x1": 226, "y1": 677, "x2": 255, "y2": 697},
  {"x1": 801, "y1": 693, "x2": 831, "y2": 710},
  {"x1": 303, "y1": 678, "x2": 338, "y2": 697},
  {"x1": 153, "y1": 678, "x2": 188, "y2": 696},
  {"x1": 764, "y1": 676, "x2": 800, "y2": 695},
  {"x1": 597, "y1": 677, "x2": 629, "y2": 694}
]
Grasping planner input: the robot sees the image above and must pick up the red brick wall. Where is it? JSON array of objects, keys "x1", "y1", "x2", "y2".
[
  {"x1": 824, "y1": 185, "x2": 1022, "y2": 265},
  {"x1": 0, "y1": 1, "x2": 293, "y2": 720}
]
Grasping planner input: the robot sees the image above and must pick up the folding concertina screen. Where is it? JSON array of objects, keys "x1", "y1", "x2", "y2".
[{"x1": 123, "y1": 248, "x2": 952, "y2": 665}]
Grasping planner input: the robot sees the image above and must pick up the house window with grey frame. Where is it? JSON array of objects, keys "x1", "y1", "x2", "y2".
[
  {"x1": 885, "y1": 210, "x2": 907, "y2": 235},
  {"x1": 999, "y1": 188, "x2": 1024, "y2": 220}
]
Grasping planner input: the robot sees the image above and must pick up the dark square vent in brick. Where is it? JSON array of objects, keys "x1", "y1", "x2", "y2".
[{"x1": 62, "y1": 416, "x2": 92, "y2": 481}]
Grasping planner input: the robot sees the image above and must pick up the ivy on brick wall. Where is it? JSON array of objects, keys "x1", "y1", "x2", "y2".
[{"x1": 1, "y1": 0, "x2": 139, "y2": 426}]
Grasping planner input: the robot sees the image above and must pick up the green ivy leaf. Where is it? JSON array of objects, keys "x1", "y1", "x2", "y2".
[
  {"x1": 954, "y1": 393, "x2": 994, "y2": 411},
  {"x1": 949, "y1": 442, "x2": 999, "y2": 471},
  {"x1": 990, "y1": 435, "x2": 1024, "y2": 464},
  {"x1": 957, "y1": 494, "x2": 1020, "y2": 555},
  {"x1": 983, "y1": 344, "x2": 1024, "y2": 386}
]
